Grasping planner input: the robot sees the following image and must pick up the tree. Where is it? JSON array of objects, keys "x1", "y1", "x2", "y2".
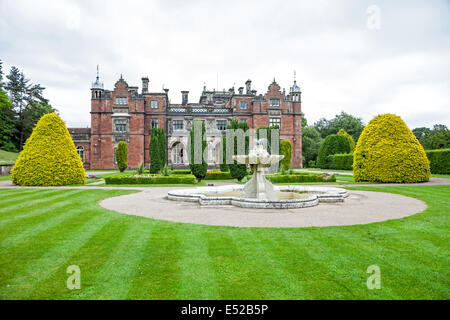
[
  {"x1": 302, "y1": 126, "x2": 322, "y2": 166},
  {"x1": 412, "y1": 127, "x2": 431, "y2": 145},
  {"x1": 421, "y1": 125, "x2": 450, "y2": 150},
  {"x1": 189, "y1": 120, "x2": 208, "y2": 181},
  {"x1": 337, "y1": 129, "x2": 355, "y2": 152},
  {"x1": 11, "y1": 113, "x2": 85, "y2": 186},
  {"x1": 227, "y1": 119, "x2": 249, "y2": 181},
  {"x1": 314, "y1": 111, "x2": 365, "y2": 142},
  {"x1": 0, "y1": 90, "x2": 16, "y2": 152},
  {"x1": 280, "y1": 140, "x2": 292, "y2": 171},
  {"x1": 149, "y1": 127, "x2": 166, "y2": 174},
  {"x1": 354, "y1": 114, "x2": 430, "y2": 183},
  {"x1": 3, "y1": 65, "x2": 54, "y2": 151},
  {"x1": 317, "y1": 134, "x2": 351, "y2": 169},
  {"x1": 115, "y1": 141, "x2": 128, "y2": 172}
]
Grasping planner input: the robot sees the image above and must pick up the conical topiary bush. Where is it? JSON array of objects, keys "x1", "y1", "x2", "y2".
[
  {"x1": 353, "y1": 114, "x2": 430, "y2": 183},
  {"x1": 11, "y1": 113, "x2": 86, "y2": 186}
]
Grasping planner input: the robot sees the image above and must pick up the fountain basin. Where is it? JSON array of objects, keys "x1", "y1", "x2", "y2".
[{"x1": 168, "y1": 185, "x2": 348, "y2": 209}]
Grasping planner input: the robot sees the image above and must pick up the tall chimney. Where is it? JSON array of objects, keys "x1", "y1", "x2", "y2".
[
  {"x1": 142, "y1": 77, "x2": 149, "y2": 94},
  {"x1": 181, "y1": 91, "x2": 189, "y2": 105},
  {"x1": 245, "y1": 79, "x2": 251, "y2": 94}
]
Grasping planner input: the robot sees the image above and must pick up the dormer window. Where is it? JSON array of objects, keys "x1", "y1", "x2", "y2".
[
  {"x1": 115, "y1": 97, "x2": 128, "y2": 105},
  {"x1": 270, "y1": 99, "x2": 280, "y2": 107}
]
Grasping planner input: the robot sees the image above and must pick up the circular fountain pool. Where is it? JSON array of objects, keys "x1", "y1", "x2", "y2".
[{"x1": 168, "y1": 185, "x2": 348, "y2": 209}]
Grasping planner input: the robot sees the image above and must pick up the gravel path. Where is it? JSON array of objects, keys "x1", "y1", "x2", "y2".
[
  {"x1": 99, "y1": 188, "x2": 428, "y2": 228},
  {"x1": 1, "y1": 177, "x2": 447, "y2": 228}
]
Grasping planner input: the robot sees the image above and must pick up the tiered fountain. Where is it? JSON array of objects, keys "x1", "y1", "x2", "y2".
[{"x1": 168, "y1": 139, "x2": 347, "y2": 209}]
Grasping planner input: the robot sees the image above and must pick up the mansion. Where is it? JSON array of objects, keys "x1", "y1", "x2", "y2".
[{"x1": 69, "y1": 72, "x2": 303, "y2": 169}]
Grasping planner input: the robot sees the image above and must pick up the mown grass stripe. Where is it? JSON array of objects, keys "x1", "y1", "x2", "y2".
[
  {"x1": 1, "y1": 211, "x2": 115, "y2": 299},
  {"x1": 126, "y1": 222, "x2": 183, "y2": 299},
  {"x1": 25, "y1": 214, "x2": 131, "y2": 299},
  {"x1": 0, "y1": 189, "x2": 62, "y2": 211},
  {"x1": 0, "y1": 205, "x2": 88, "y2": 249},
  {"x1": 73, "y1": 218, "x2": 155, "y2": 299},
  {"x1": 254, "y1": 229, "x2": 355, "y2": 299},
  {"x1": 0, "y1": 189, "x2": 40, "y2": 199},
  {"x1": 173, "y1": 225, "x2": 220, "y2": 299},
  {"x1": 0, "y1": 190, "x2": 86, "y2": 227},
  {"x1": 204, "y1": 227, "x2": 304, "y2": 299}
]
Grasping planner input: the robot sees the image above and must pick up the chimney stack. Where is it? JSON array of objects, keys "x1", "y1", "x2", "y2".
[
  {"x1": 238, "y1": 87, "x2": 244, "y2": 95},
  {"x1": 245, "y1": 79, "x2": 251, "y2": 94},
  {"x1": 181, "y1": 91, "x2": 189, "y2": 105},
  {"x1": 142, "y1": 77, "x2": 149, "y2": 94}
]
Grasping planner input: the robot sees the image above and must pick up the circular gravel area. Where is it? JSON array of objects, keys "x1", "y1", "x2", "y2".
[{"x1": 99, "y1": 187, "x2": 427, "y2": 228}]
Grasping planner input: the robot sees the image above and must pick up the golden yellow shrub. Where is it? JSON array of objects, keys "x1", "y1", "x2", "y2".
[
  {"x1": 354, "y1": 114, "x2": 430, "y2": 183},
  {"x1": 11, "y1": 113, "x2": 86, "y2": 186}
]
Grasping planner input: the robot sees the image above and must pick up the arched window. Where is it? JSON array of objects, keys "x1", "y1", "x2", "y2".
[
  {"x1": 172, "y1": 142, "x2": 184, "y2": 164},
  {"x1": 76, "y1": 146, "x2": 84, "y2": 163}
]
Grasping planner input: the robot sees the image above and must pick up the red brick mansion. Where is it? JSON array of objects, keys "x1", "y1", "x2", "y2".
[{"x1": 69, "y1": 71, "x2": 303, "y2": 169}]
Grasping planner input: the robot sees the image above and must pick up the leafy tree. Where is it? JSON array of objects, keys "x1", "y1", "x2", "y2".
[
  {"x1": 0, "y1": 90, "x2": 16, "y2": 152},
  {"x1": 227, "y1": 119, "x2": 249, "y2": 181},
  {"x1": 189, "y1": 120, "x2": 208, "y2": 181},
  {"x1": 317, "y1": 134, "x2": 351, "y2": 169},
  {"x1": 280, "y1": 140, "x2": 292, "y2": 171},
  {"x1": 337, "y1": 128, "x2": 355, "y2": 152},
  {"x1": 302, "y1": 126, "x2": 322, "y2": 167},
  {"x1": 115, "y1": 141, "x2": 128, "y2": 172},
  {"x1": 421, "y1": 125, "x2": 450, "y2": 150},
  {"x1": 412, "y1": 127, "x2": 431, "y2": 145},
  {"x1": 3, "y1": 65, "x2": 54, "y2": 151},
  {"x1": 149, "y1": 127, "x2": 166, "y2": 174},
  {"x1": 314, "y1": 111, "x2": 365, "y2": 142}
]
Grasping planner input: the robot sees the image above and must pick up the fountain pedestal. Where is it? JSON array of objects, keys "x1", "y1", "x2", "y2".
[
  {"x1": 244, "y1": 165, "x2": 276, "y2": 199},
  {"x1": 233, "y1": 140, "x2": 284, "y2": 200}
]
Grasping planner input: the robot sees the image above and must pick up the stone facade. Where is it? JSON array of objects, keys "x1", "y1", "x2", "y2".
[{"x1": 69, "y1": 73, "x2": 303, "y2": 169}]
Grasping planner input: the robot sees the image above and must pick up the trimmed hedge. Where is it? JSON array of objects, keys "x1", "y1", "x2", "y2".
[
  {"x1": 171, "y1": 169, "x2": 192, "y2": 175},
  {"x1": 116, "y1": 141, "x2": 128, "y2": 172},
  {"x1": 331, "y1": 154, "x2": 353, "y2": 170},
  {"x1": 280, "y1": 140, "x2": 292, "y2": 171},
  {"x1": 266, "y1": 173, "x2": 336, "y2": 183},
  {"x1": 354, "y1": 114, "x2": 430, "y2": 183},
  {"x1": 317, "y1": 134, "x2": 351, "y2": 168},
  {"x1": 189, "y1": 120, "x2": 208, "y2": 181},
  {"x1": 11, "y1": 113, "x2": 85, "y2": 186},
  {"x1": 149, "y1": 127, "x2": 166, "y2": 174},
  {"x1": 205, "y1": 171, "x2": 233, "y2": 180},
  {"x1": 425, "y1": 149, "x2": 450, "y2": 174},
  {"x1": 104, "y1": 174, "x2": 196, "y2": 185},
  {"x1": 338, "y1": 129, "x2": 356, "y2": 152}
]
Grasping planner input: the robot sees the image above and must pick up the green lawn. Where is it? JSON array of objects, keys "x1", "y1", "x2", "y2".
[
  {"x1": 0, "y1": 150, "x2": 18, "y2": 164},
  {"x1": 0, "y1": 185, "x2": 448, "y2": 299}
]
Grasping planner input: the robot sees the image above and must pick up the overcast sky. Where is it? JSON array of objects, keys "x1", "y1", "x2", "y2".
[{"x1": 1, "y1": 0, "x2": 449, "y2": 129}]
